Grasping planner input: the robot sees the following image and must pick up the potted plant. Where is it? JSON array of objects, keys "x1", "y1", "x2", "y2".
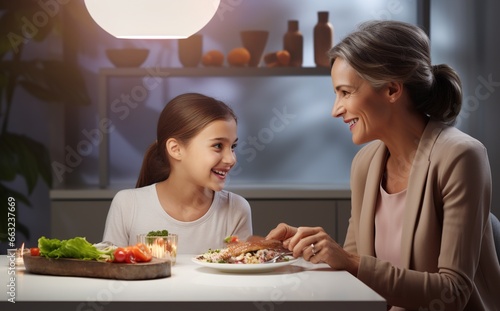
[{"x1": 0, "y1": 2, "x2": 90, "y2": 244}]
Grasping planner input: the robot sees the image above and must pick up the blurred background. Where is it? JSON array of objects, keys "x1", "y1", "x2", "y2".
[{"x1": 1, "y1": 0, "x2": 499, "y2": 250}]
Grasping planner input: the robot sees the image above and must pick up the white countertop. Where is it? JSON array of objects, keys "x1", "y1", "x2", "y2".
[
  {"x1": 2, "y1": 254, "x2": 384, "y2": 310},
  {"x1": 50, "y1": 183, "x2": 351, "y2": 200}
]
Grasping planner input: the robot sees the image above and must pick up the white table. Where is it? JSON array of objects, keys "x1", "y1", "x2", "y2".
[{"x1": 1, "y1": 254, "x2": 386, "y2": 311}]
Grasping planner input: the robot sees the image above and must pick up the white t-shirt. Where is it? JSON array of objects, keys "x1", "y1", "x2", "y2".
[{"x1": 102, "y1": 184, "x2": 253, "y2": 254}]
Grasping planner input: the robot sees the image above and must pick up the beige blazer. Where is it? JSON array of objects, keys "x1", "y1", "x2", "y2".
[{"x1": 344, "y1": 120, "x2": 500, "y2": 311}]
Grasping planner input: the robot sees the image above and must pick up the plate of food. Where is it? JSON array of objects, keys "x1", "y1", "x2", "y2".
[{"x1": 193, "y1": 237, "x2": 298, "y2": 273}]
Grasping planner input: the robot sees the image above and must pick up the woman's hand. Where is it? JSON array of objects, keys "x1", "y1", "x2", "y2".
[
  {"x1": 265, "y1": 223, "x2": 298, "y2": 247},
  {"x1": 284, "y1": 226, "x2": 360, "y2": 276}
]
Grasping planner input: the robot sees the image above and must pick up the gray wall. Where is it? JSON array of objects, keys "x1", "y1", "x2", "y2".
[{"x1": 430, "y1": 0, "x2": 500, "y2": 216}]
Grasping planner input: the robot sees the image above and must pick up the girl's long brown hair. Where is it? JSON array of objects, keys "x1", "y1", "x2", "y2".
[{"x1": 135, "y1": 93, "x2": 237, "y2": 188}]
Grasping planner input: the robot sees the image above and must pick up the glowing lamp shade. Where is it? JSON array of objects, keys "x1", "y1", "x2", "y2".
[{"x1": 84, "y1": 0, "x2": 221, "y2": 39}]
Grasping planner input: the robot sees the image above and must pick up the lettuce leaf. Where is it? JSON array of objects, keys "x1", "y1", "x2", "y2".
[{"x1": 38, "y1": 236, "x2": 113, "y2": 261}]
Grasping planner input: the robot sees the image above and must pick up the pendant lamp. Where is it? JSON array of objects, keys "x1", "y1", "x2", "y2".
[{"x1": 84, "y1": 0, "x2": 221, "y2": 39}]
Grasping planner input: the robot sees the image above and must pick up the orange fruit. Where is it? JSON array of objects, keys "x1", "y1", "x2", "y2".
[
  {"x1": 264, "y1": 50, "x2": 291, "y2": 67},
  {"x1": 276, "y1": 50, "x2": 291, "y2": 66},
  {"x1": 227, "y1": 47, "x2": 251, "y2": 67},
  {"x1": 202, "y1": 50, "x2": 224, "y2": 67},
  {"x1": 263, "y1": 51, "x2": 278, "y2": 65}
]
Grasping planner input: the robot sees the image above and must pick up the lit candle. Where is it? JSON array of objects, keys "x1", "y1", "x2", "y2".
[
  {"x1": 146, "y1": 238, "x2": 177, "y2": 265},
  {"x1": 15, "y1": 243, "x2": 25, "y2": 266}
]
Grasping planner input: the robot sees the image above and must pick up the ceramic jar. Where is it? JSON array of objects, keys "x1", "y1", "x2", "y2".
[
  {"x1": 241, "y1": 30, "x2": 269, "y2": 67},
  {"x1": 314, "y1": 11, "x2": 333, "y2": 68},
  {"x1": 283, "y1": 20, "x2": 303, "y2": 67},
  {"x1": 178, "y1": 34, "x2": 203, "y2": 67}
]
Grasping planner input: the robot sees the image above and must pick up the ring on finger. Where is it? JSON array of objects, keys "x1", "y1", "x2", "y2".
[{"x1": 311, "y1": 243, "x2": 316, "y2": 256}]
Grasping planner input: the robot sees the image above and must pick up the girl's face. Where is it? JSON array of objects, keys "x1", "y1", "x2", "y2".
[
  {"x1": 330, "y1": 58, "x2": 391, "y2": 145},
  {"x1": 180, "y1": 118, "x2": 238, "y2": 191}
]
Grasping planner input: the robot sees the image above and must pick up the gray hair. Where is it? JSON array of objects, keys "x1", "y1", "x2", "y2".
[{"x1": 328, "y1": 20, "x2": 462, "y2": 125}]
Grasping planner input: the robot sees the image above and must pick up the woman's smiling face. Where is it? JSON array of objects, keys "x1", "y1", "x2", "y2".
[{"x1": 330, "y1": 57, "x2": 391, "y2": 145}]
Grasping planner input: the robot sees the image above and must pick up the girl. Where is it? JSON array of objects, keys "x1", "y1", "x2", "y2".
[{"x1": 103, "y1": 93, "x2": 252, "y2": 254}]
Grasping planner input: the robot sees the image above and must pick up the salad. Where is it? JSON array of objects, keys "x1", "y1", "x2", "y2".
[
  {"x1": 196, "y1": 248, "x2": 290, "y2": 264},
  {"x1": 34, "y1": 236, "x2": 152, "y2": 264},
  {"x1": 196, "y1": 236, "x2": 291, "y2": 264}
]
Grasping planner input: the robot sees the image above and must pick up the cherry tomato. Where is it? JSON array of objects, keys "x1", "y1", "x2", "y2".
[
  {"x1": 30, "y1": 247, "x2": 40, "y2": 256},
  {"x1": 131, "y1": 243, "x2": 152, "y2": 262},
  {"x1": 124, "y1": 248, "x2": 136, "y2": 263},
  {"x1": 113, "y1": 248, "x2": 126, "y2": 263},
  {"x1": 224, "y1": 236, "x2": 239, "y2": 244},
  {"x1": 112, "y1": 244, "x2": 152, "y2": 264}
]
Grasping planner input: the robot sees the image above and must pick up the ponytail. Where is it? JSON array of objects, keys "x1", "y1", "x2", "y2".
[
  {"x1": 408, "y1": 64, "x2": 463, "y2": 125},
  {"x1": 428, "y1": 64, "x2": 462, "y2": 124},
  {"x1": 135, "y1": 141, "x2": 170, "y2": 188}
]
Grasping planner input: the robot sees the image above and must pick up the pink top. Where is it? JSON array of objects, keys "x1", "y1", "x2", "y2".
[
  {"x1": 375, "y1": 183, "x2": 407, "y2": 311},
  {"x1": 375, "y1": 183, "x2": 407, "y2": 268}
]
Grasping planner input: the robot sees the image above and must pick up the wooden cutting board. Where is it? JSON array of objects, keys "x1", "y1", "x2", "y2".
[{"x1": 23, "y1": 254, "x2": 171, "y2": 280}]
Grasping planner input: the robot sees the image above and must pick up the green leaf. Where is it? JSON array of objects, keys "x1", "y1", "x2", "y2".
[
  {"x1": 0, "y1": 132, "x2": 52, "y2": 193},
  {"x1": 2, "y1": 60, "x2": 90, "y2": 107},
  {"x1": 0, "y1": 134, "x2": 18, "y2": 181},
  {"x1": 18, "y1": 80, "x2": 58, "y2": 102},
  {"x1": 0, "y1": 9, "x2": 23, "y2": 56},
  {"x1": 0, "y1": 184, "x2": 32, "y2": 207},
  {"x1": 39, "y1": 236, "x2": 113, "y2": 261},
  {"x1": 20, "y1": 134, "x2": 52, "y2": 186},
  {"x1": 13, "y1": 135, "x2": 40, "y2": 193},
  {"x1": 37, "y1": 60, "x2": 91, "y2": 106},
  {"x1": 0, "y1": 4, "x2": 57, "y2": 55},
  {"x1": 1, "y1": 58, "x2": 90, "y2": 108},
  {"x1": 0, "y1": 2, "x2": 87, "y2": 244}
]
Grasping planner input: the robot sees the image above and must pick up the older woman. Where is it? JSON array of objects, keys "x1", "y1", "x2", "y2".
[{"x1": 267, "y1": 20, "x2": 500, "y2": 311}]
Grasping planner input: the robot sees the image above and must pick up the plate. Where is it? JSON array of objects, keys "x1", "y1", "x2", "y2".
[{"x1": 191, "y1": 257, "x2": 298, "y2": 273}]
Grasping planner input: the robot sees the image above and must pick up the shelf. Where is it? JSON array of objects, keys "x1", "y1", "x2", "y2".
[{"x1": 99, "y1": 66, "x2": 331, "y2": 77}]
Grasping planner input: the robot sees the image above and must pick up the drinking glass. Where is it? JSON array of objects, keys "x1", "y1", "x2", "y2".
[{"x1": 137, "y1": 233, "x2": 178, "y2": 265}]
